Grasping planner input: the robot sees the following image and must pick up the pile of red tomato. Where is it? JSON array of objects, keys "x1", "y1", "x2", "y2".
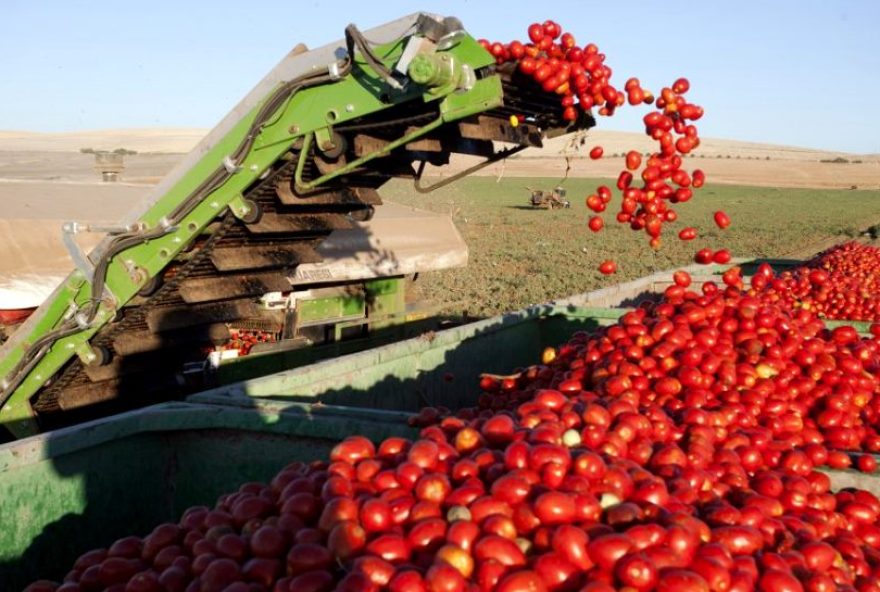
[
  {"x1": 219, "y1": 329, "x2": 278, "y2": 357},
  {"x1": 25, "y1": 262, "x2": 880, "y2": 592},
  {"x1": 478, "y1": 21, "x2": 720, "y2": 275},
  {"x1": 755, "y1": 243, "x2": 880, "y2": 322}
]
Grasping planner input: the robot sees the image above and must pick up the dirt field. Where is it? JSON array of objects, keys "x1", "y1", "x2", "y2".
[{"x1": 383, "y1": 176, "x2": 880, "y2": 317}]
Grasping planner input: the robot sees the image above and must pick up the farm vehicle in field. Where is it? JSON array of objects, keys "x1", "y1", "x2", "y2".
[{"x1": 527, "y1": 185, "x2": 571, "y2": 209}]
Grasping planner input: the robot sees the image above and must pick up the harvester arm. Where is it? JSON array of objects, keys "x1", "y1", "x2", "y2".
[{"x1": 0, "y1": 13, "x2": 593, "y2": 439}]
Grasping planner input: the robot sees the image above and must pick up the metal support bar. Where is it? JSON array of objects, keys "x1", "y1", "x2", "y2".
[
  {"x1": 294, "y1": 114, "x2": 445, "y2": 192},
  {"x1": 61, "y1": 222, "x2": 141, "y2": 282},
  {"x1": 413, "y1": 145, "x2": 527, "y2": 193}
]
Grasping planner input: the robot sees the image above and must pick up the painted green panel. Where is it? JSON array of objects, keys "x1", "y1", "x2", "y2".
[{"x1": 298, "y1": 294, "x2": 366, "y2": 324}]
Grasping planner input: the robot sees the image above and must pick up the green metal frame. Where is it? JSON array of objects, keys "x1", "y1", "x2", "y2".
[
  {"x1": 214, "y1": 277, "x2": 408, "y2": 384},
  {"x1": 0, "y1": 28, "x2": 500, "y2": 438}
]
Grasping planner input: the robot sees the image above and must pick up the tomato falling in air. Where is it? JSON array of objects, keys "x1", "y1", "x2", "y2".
[
  {"x1": 712, "y1": 249, "x2": 731, "y2": 264},
  {"x1": 625, "y1": 150, "x2": 642, "y2": 171},
  {"x1": 588, "y1": 216, "x2": 604, "y2": 232},
  {"x1": 527, "y1": 23, "x2": 544, "y2": 43},
  {"x1": 480, "y1": 20, "x2": 709, "y2": 257},
  {"x1": 714, "y1": 210, "x2": 731, "y2": 229},
  {"x1": 598, "y1": 260, "x2": 617, "y2": 275},
  {"x1": 694, "y1": 248, "x2": 714, "y2": 264},
  {"x1": 858, "y1": 454, "x2": 877, "y2": 473}
]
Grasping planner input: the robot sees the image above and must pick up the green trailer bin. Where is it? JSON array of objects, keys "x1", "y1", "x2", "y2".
[
  {"x1": 0, "y1": 305, "x2": 620, "y2": 588},
  {"x1": 194, "y1": 305, "x2": 628, "y2": 413},
  {"x1": 0, "y1": 399, "x2": 414, "y2": 589},
  {"x1": 2, "y1": 303, "x2": 878, "y2": 589}
]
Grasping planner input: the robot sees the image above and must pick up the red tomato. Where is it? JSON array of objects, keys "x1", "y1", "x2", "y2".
[
  {"x1": 590, "y1": 146, "x2": 604, "y2": 160},
  {"x1": 426, "y1": 563, "x2": 467, "y2": 592},
  {"x1": 474, "y1": 535, "x2": 527, "y2": 567},
  {"x1": 588, "y1": 533, "x2": 632, "y2": 572},
  {"x1": 528, "y1": 23, "x2": 544, "y2": 43},
  {"x1": 679, "y1": 227, "x2": 697, "y2": 241},
  {"x1": 533, "y1": 491, "x2": 576, "y2": 525},
  {"x1": 389, "y1": 570, "x2": 427, "y2": 592},
  {"x1": 673, "y1": 78, "x2": 690, "y2": 94},
  {"x1": 288, "y1": 570, "x2": 335, "y2": 592},
  {"x1": 496, "y1": 570, "x2": 548, "y2": 592},
  {"x1": 599, "y1": 260, "x2": 618, "y2": 275},
  {"x1": 858, "y1": 454, "x2": 878, "y2": 473},
  {"x1": 673, "y1": 270, "x2": 692, "y2": 287},
  {"x1": 366, "y1": 534, "x2": 411, "y2": 563},
  {"x1": 626, "y1": 150, "x2": 643, "y2": 171},
  {"x1": 694, "y1": 248, "x2": 714, "y2": 265},
  {"x1": 435, "y1": 544, "x2": 475, "y2": 578},
  {"x1": 359, "y1": 499, "x2": 392, "y2": 533},
  {"x1": 712, "y1": 249, "x2": 732, "y2": 264},
  {"x1": 327, "y1": 521, "x2": 366, "y2": 560},
  {"x1": 615, "y1": 552, "x2": 658, "y2": 591},
  {"x1": 330, "y1": 436, "x2": 375, "y2": 465},
  {"x1": 758, "y1": 569, "x2": 804, "y2": 592},
  {"x1": 713, "y1": 211, "x2": 731, "y2": 229},
  {"x1": 656, "y1": 569, "x2": 710, "y2": 592},
  {"x1": 552, "y1": 524, "x2": 593, "y2": 570}
]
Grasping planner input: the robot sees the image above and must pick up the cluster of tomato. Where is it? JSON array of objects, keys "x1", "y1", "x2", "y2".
[
  {"x1": 26, "y1": 264, "x2": 880, "y2": 592},
  {"x1": 756, "y1": 243, "x2": 880, "y2": 322},
  {"x1": 220, "y1": 329, "x2": 277, "y2": 357},
  {"x1": 479, "y1": 21, "x2": 718, "y2": 275}
]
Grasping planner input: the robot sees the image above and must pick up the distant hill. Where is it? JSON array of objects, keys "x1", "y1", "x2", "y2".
[
  {"x1": 0, "y1": 127, "x2": 877, "y2": 190},
  {"x1": 0, "y1": 128, "x2": 207, "y2": 153},
  {"x1": 537, "y1": 130, "x2": 877, "y2": 162}
]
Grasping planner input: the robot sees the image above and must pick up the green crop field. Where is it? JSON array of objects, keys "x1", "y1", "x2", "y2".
[{"x1": 383, "y1": 177, "x2": 880, "y2": 318}]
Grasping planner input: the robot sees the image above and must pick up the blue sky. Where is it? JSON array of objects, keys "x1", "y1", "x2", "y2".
[{"x1": 2, "y1": 1, "x2": 878, "y2": 153}]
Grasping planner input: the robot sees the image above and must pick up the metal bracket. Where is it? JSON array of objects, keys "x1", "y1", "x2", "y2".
[
  {"x1": 413, "y1": 145, "x2": 527, "y2": 193},
  {"x1": 74, "y1": 342, "x2": 101, "y2": 366},
  {"x1": 395, "y1": 35, "x2": 436, "y2": 76},
  {"x1": 222, "y1": 156, "x2": 242, "y2": 173},
  {"x1": 328, "y1": 60, "x2": 345, "y2": 80},
  {"x1": 260, "y1": 291, "x2": 291, "y2": 311},
  {"x1": 61, "y1": 221, "x2": 137, "y2": 283}
]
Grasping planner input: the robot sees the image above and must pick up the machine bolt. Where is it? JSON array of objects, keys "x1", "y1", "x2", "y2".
[
  {"x1": 408, "y1": 54, "x2": 439, "y2": 85},
  {"x1": 408, "y1": 53, "x2": 456, "y2": 89},
  {"x1": 345, "y1": 104, "x2": 354, "y2": 112},
  {"x1": 249, "y1": 164, "x2": 258, "y2": 172}
]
